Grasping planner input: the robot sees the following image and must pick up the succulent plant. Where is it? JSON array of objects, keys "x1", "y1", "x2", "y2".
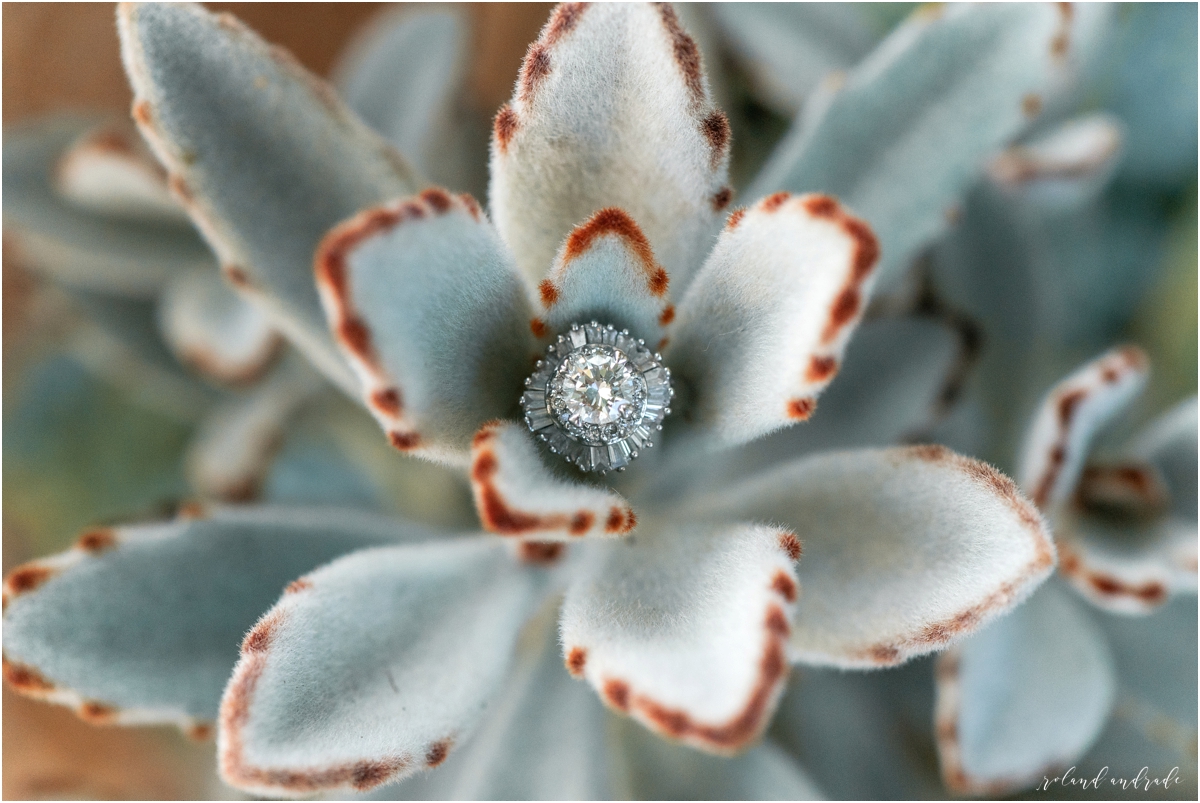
[
  {"x1": 2, "y1": 7, "x2": 489, "y2": 511},
  {"x1": 1, "y1": 112, "x2": 330, "y2": 503},
  {"x1": 906, "y1": 9, "x2": 1199, "y2": 793},
  {"x1": 934, "y1": 346, "x2": 1197, "y2": 794},
  {"x1": 2, "y1": 2, "x2": 1195, "y2": 800}
]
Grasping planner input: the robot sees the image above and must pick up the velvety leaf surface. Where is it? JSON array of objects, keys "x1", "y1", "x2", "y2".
[
  {"x1": 1085, "y1": 2, "x2": 1197, "y2": 187},
  {"x1": 725, "y1": 316, "x2": 960, "y2": 461},
  {"x1": 936, "y1": 181, "x2": 1166, "y2": 365},
  {"x1": 670, "y1": 192, "x2": 879, "y2": 446},
  {"x1": 988, "y1": 112, "x2": 1124, "y2": 209},
  {"x1": 672, "y1": 3, "x2": 780, "y2": 193},
  {"x1": 263, "y1": 418, "x2": 383, "y2": 511},
  {"x1": 158, "y1": 267, "x2": 282, "y2": 387},
  {"x1": 56, "y1": 119, "x2": 190, "y2": 223},
  {"x1": 935, "y1": 581, "x2": 1115, "y2": 795},
  {"x1": 469, "y1": 421, "x2": 636, "y2": 541},
  {"x1": 69, "y1": 287, "x2": 203, "y2": 379},
  {"x1": 709, "y1": 446, "x2": 1054, "y2": 668},
  {"x1": 297, "y1": 393, "x2": 479, "y2": 531},
  {"x1": 535, "y1": 207, "x2": 676, "y2": 346},
  {"x1": 751, "y1": 3, "x2": 1111, "y2": 291},
  {"x1": 218, "y1": 538, "x2": 548, "y2": 797},
  {"x1": 559, "y1": 521, "x2": 800, "y2": 754},
  {"x1": 489, "y1": 2, "x2": 731, "y2": 291},
  {"x1": 1009, "y1": 188, "x2": 1166, "y2": 355},
  {"x1": 314, "y1": 189, "x2": 533, "y2": 463},
  {"x1": 771, "y1": 660, "x2": 946, "y2": 799},
  {"x1": 62, "y1": 322, "x2": 218, "y2": 427},
  {"x1": 928, "y1": 182, "x2": 1167, "y2": 465},
  {"x1": 3, "y1": 506, "x2": 420, "y2": 726},
  {"x1": 1057, "y1": 512, "x2": 1196, "y2": 617},
  {"x1": 1132, "y1": 396, "x2": 1198, "y2": 522},
  {"x1": 333, "y1": 7, "x2": 474, "y2": 192},
  {"x1": 645, "y1": 315, "x2": 960, "y2": 502},
  {"x1": 616, "y1": 716, "x2": 823, "y2": 801},
  {"x1": 417, "y1": 604, "x2": 621, "y2": 800},
  {"x1": 185, "y1": 357, "x2": 323, "y2": 502},
  {"x1": 1078, "y1": 597, "x2": 1198, "y2": 796},
  {"x1": 118, "y1": 2, "x2": 421, "y2": 393},
  {"x1": 1017, "y1": 346, "x2": 1148, "y2": 510},
  {"x1": 1056, "y1": 396, "x2": 1198, "y2": 614},
  {"x1": 711, "y1": 2, "x2": 877, "y2": 115},
  {"x1": 355, "y1": 604, "x2": 619, "y2": 796},
  {"x1": 3, "y1": 116, "x2": 213, "y2": 298}
]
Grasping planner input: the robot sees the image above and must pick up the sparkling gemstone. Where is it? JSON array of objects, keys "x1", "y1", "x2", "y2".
[
  {"x1": 522, "y1": 321, "x2": 673, "y2": 473},
  {"x1": 549, "y1": 345, "x2": 647, "y2": 445}
]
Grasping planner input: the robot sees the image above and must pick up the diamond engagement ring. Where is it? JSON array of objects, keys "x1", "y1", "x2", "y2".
[{"x1": 521, "y1": 321, "x2": 672, "y2": 473}]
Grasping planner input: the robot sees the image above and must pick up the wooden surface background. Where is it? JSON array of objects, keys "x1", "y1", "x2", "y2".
[{"x1": 3, "y1": 2, "x2": 553, "y2": 123}]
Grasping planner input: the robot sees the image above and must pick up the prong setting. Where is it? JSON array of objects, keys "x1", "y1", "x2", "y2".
[{"x1": 522, "y1": 321, "x2": 672, "y2": 473}]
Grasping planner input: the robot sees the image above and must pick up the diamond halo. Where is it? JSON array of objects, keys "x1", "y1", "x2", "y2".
[{"x1": 521, "y1": 321, "x2": 672, "y2": 473}]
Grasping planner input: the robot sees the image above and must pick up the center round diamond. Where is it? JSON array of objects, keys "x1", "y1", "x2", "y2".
[
  {"x1": 522, "y1": 321, "x2": 672, "y2": 473},
  {"x1": 549, "y1": 345, "x2": 647, "y2": 444}
]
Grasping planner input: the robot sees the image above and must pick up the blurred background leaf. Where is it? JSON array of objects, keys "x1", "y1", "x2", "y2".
[
  {"x1": 2, "y1": 4, "x2": 549, "y2": 798},
  {"x1": 4, "y1": 354, "x2": 192, "y2": 556}
]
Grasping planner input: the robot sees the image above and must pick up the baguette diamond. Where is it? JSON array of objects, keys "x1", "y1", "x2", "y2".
[{"x1": 521, "y1": 322, "x2": 672, "y2": 473}]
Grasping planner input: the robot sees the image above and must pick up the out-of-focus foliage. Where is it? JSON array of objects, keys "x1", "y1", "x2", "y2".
[
  {"x1": 1130, "y1": 191, "x2": 1199, "y2": 411},
  {"x1": 2, "y1": 3, "x2": 1195, "y2": 801},
  {"x1": 4, "y1": 355, "x2": 192, "y2": 556}
]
